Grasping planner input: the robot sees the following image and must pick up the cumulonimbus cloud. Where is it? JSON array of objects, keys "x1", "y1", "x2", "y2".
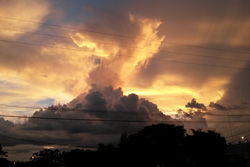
[{"x1": 0, "y1": 85, "x2": 209, "y2": 148}]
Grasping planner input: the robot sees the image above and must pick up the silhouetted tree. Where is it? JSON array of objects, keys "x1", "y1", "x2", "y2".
[
  {"x1": 186, "y1": 129, "x2": 227, "y2": 167},
  {"x1": 97, "y1": 143, "x2": 120, "y2": 167},
  {"x1": 62, "y1": 149, "x2": 99, "y2": 167},
  {"x1": 0, "y1": 158, "x2": 12, "y2": 167},
  {"x1": 97, "y1": 143, "x2": 117, "y2": 152},
  {"x1": 0, "y1": 144, "x2": 7, "y2": 158},
  {"x1": 118, "y1": 124, "x2": 187, "y2": 167},
  {"x1": 31, "y1": 149, "x2": 61, "y2": 167},
  {"x1": 0, "y1": 144, "x2": 11, "y2": 167},
  {"x1": 27, "y1": 124, "x2": 228, "y2": 167}
]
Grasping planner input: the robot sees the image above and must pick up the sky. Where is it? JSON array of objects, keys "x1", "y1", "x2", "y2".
[{"x1": 0, "y1": 0, "x2": 250, "y2": 161}]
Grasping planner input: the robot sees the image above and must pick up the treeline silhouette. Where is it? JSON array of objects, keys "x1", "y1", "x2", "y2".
[{"x1": 1, "y1": 123, "x2": 228, "y2": 167}]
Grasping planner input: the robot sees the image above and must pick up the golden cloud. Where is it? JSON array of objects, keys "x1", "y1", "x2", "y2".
[{"x1": 0, "y1": 0, "x2": 50, "y2": 38}]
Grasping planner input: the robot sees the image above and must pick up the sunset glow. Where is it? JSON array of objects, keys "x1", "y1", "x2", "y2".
[{"x1": 0, "y1": 0, "x2": 250, "y2": 162}]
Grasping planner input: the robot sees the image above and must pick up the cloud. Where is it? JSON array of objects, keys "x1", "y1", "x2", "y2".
[
  {"x1": 0, "y1": 85, "x2": 210, "y2": 161},
  {"x1": 8, "y1": 86, "x2": 174, "y2": 146},
  {"x1": 0, "y1": 1, "x2": 80, "y2": 115},
  {"x1": 0, "y1": 0, "x2": 50, "y2": 38},
  {"x1": 1, "y1": 1, "x2": 250, "y2": 157},
  {"x1": 19, "y1": 86, "x2": 209, "y2": 140},
  {"x1": 123, "y1": 0, "x2": 250, "y2": 113},
  {"x1": 205, "y1": 62, "x2": 250, "y2": 142},
  {"x1": 70, "y1": 9, "x2": 164, "y2": 89},
  {"x1": 0, "y1": 5, "x2": 167, "y2": 117},
  {"x1": 208, "y1": 102, "x2": 248, "y2": 111},
  {"x1": 186, "y1": 98, "x2": 206, "y2": 111},
  {"x1": 14, "y1": 86, "x2": 209, "y2": 144},
  {"x1": 210, "y1": 62, "x2": 250, "y2": 113},
  {"x1": 130, "y1": 0, "x2": 250, "y2": 46},
  {"x1": 84, "y1": 91, "x2": 107, "y2": 111},
  {"x1": 2, "y1": 1, "x2": 247, "y2": 118},
  {"x1": 0, "y1": 118, "x2": 15, "y2": 134},
  {"x1": 209, "y1": 102, "x2": 228, "y2": 111}
]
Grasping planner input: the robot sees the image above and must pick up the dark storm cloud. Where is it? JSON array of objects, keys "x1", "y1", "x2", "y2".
[
  {"x1": 209, "y1": 102, "x2": 248, "y2": 111},
  {"x1": 186, "y1": 98, "x2": 206, "y2": 111},
  {"x1": 0, "y1": 85, "x2": 211, "y2": 149},
  {"x1": 209, "y1": 102, "x2": 228, "y2": 111},
  {"x1": 218, "y1": 62, "x2": 250, "y2": 106},
  {"x1": 67, "y1": 85, "x2": 172, "y2": 128},
  {"x1": 0, "y1": 118, "x2": 15, "y2": 134},
  {"x1": 84, "y1": 91, "x2": 107, "y2": 111},
  {"x1": 0, "y1": 118, "x2": 25, "y2": 146},
  {"x1": 210, "y1": 60, "x2": 250, "y2": 115},
  {"x1": 127, "y1": 0, "x2": 250, "y2": 91},
  {"x1": 0, "y1": 86, "x2": 174, "y2": 147},
  {"x1": 206, "y1": 62, "x2": 250, "y2": 141}
]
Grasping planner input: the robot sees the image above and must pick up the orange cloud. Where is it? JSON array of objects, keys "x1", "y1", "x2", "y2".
[
  {"x1": 0, "y1": 2, "x2": 248, "y2": 121},
  {"x1": 0, "y1": 0, "x2": 50, "y2": 38},
  {"x1": 70, "y1": 14, "x2": 164, "y2": 90}
]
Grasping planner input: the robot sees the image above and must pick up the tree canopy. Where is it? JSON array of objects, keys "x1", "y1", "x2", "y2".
[
  {"x1": 13, "y1": 124, "x2": 227, "y2": 167},
  {"x1": 0, "y1": 144, "x2": 7, "y2": 158}
]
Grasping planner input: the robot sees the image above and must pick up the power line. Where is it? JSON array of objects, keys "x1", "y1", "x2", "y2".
[
  {"x1": 162, "y1": 41, "x2": 250, "y2": 55},
  {"x1": 123, "y1": 55, "x2": 250, "y2": 71},
  {"x1": 226, "y1": 129, "x2": 250, "y2": 139},
  {"x1": 0, "y1": 27, "x2": 70, "y2": 40},
  {"x1": 1, "y1": 114, "x2": 250, "y2": 123},
  {"x1": 1, "y1": 103, "x2": 250, "y2": 117},
  {"x1": 0, "y1": 134, "x2": 97, "y2": 148},
  {"x1": 0, "y1": 103, "x2": 169, "y2": 115},
  {"x1": 133, "y1": 56, "x2": 250, "y2": 71},
  {"x1": 0, "y1": 16, "x2": 146, "y2": 40},
  {"x1": 0, "y1": 134, "x2": 60, "y2": 145},
  {"x1": 47, "y1": 110, "x2": 250, "y2": 117},
  {"x1": 0, "y1": 15, "x2": 250, "y2": 55},
  {"x1": 1, "y1": 27, "x2": 250, "y2": 63},
  {"x1": 158, "y1": 50, "x2": 250, "y2": 63},
  {"x1": 0, "y1": 39, "x2": 107, "y2": 56},
  {"x1": 1, "y1": 39, "x2": 250, "y2": 71},
  {"x1": 207, "y1": 114, "x2": 250, "y2": 117},
  {"x1": 231, "y1": 133, "x2": 250, "y2": 143},
  {"x1": 0, "y1": 114, "x2": 176, "y2": 123},
  {"x1": 0, "y1": 104, "x2": 42, "y2": 109}
]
